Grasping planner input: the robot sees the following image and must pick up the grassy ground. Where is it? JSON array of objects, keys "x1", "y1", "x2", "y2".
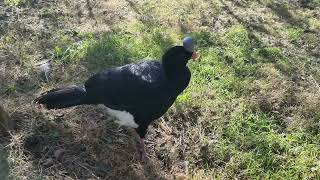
[{"x1": 0, "y1": 0, "x2": 320, "y2": 179}]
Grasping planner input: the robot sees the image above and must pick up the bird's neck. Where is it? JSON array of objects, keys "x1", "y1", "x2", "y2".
[
  {"x1": 162, "y1": 63, "x2": 186, "y2": 79},
  {"x1": 162, "y1": 63, "x2": 191, "y2": 94}
]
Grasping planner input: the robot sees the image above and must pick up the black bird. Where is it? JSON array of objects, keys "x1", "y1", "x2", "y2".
[{"x1": 34, "y1": 37, "x2": 198, "y2": 159}]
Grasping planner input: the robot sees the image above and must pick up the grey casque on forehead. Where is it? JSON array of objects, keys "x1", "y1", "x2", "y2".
[{"x1": 183, "y1": 37, "x2": 195, "y2": 53}]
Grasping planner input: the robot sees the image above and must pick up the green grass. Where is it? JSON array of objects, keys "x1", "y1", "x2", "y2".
[
  {"x1": 285, "y1": 27, "x2": 303, "y2": 42},
  {"x1": 5, "y1": 0, "x2": 29, "y2": 6}
]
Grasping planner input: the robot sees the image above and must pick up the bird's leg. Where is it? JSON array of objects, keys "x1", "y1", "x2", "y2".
[
  {"x1": 134, "y1": 132, "x2": 148, "y2": 161},
  {"x1": 135, "y1": 126, "x2": 149, "y2": 161},
  {"x1": 139, "y1": 138, "x2": 148, "y2": 162}
]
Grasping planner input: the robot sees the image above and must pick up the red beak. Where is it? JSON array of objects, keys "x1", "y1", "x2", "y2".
[{"x1": 192, "y1": 51, "x2": 199, "y2": 60}]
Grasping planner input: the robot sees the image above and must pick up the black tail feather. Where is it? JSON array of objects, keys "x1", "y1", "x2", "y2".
[{"x1": 34, "y1": 85, "x2": 86, "y2": 109}]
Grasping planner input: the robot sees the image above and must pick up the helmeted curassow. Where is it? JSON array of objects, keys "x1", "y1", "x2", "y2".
[{"x1": 35, "y1": 37, "x2": 198, "y2": 160}]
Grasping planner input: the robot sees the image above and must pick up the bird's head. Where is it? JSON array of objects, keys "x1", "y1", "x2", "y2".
[{"x1": 162, "y1": 37, "x2": 198, "y2": 69}]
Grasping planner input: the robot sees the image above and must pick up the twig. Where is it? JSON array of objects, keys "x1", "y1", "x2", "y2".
[{"x1": 310, "y1": 75, "x2": 320, "y2": 93}]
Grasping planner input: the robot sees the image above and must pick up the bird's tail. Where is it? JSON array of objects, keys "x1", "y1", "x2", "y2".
[{"x1": 34, "y1": 85, "x2": 86, "y2": 109}]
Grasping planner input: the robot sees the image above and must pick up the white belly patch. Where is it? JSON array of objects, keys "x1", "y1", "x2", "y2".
[{"x1": 102, "y1": 106, "x2": 139, "y2": 128}]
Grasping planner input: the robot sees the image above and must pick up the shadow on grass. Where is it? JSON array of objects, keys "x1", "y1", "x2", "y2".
[
  {"x1": 81, "y1": 33, "x2": 135, "y2": 71},
  {"x1": 70, "y1": 29, "x2": 174, "y2": 72},
  {"x1": 219, "y1": 0, "x2": 267, "y2": 48},
  {"x1": 0, "y1": 12, "x2": 9, "y2": 35},
  {"x1": 267, "y1": 2, "x2": 308, "y2": 28},
  {"x1": 0, "y1": 149, "x2": 9, "y2": 180},
  {"x1": 23, "y1": 106, "x2": 168, "y2": 179}
]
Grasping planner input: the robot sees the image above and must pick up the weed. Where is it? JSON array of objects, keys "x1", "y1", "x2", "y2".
[
  {"x1": 4, "y1": 0, "x2": 30, "y2": 6},
  {"x1": 285, "y1": 27, "x2": 303, "y2": 42}
]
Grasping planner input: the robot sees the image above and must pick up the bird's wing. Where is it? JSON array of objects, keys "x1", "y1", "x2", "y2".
[{"x1": 84, "y1": 61, "x2": 165, "y2": 110}]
